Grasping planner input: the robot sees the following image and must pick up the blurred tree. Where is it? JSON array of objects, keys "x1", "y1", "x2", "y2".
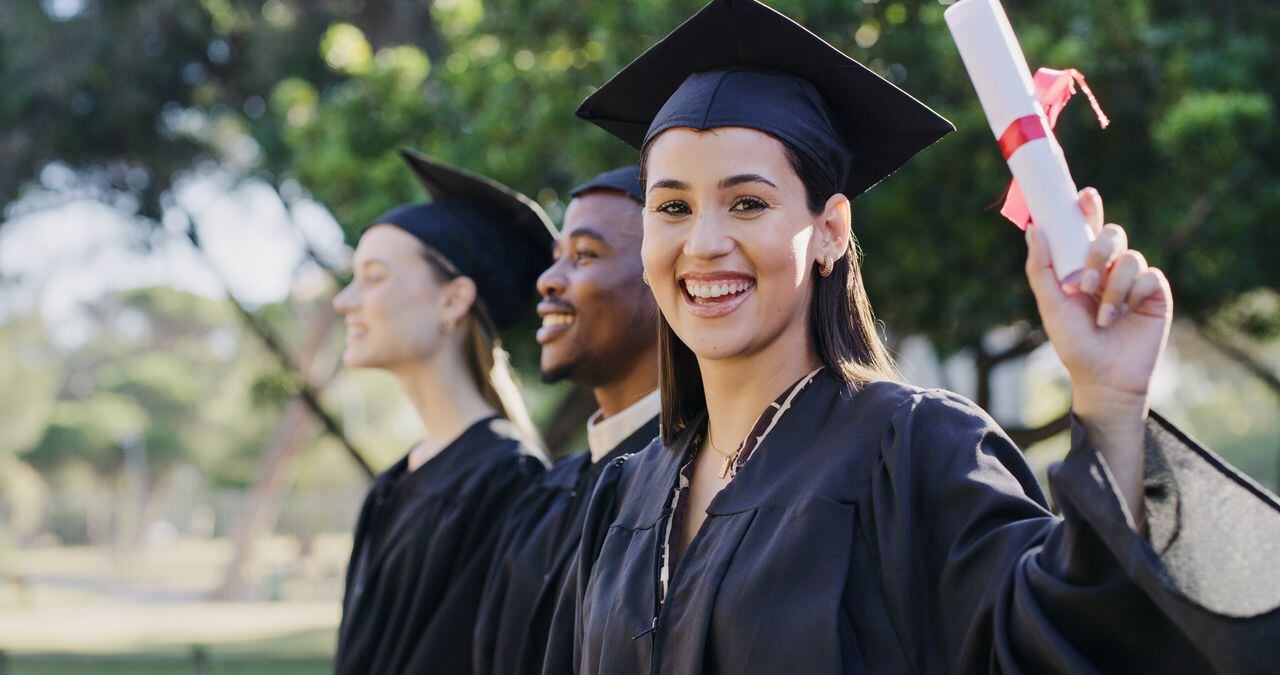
[
  {"x1": 0, "y1": 316, "x2": 59, "y2": 458},
  {"x1": 0, "y1": 0, "x2": 442, "y2": 221},
  {"x1": 16, "y1": 288, "x2": 294, "y2": 540},
  {"x1": 269, "y1": 0, "x2": 1279, "y2": 445},
  {"x1": 2, "y1": 0, "x2": 1277, "y2": 455}
]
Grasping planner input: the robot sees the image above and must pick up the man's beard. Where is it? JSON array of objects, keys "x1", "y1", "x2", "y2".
[{"x1": 539, "y1": 343, "x2": 591, "y2": 385}]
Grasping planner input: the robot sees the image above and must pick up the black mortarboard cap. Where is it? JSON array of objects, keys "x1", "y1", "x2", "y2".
[
  {"x1": 568, "y1": 165, "x2": 644, "y2": 204},
  {"x1": 575, "y1": 0, "x2": 954, "y2": 198},
  {"x1": 369, "y1": 149, "x2": 557, "y2": 331}
]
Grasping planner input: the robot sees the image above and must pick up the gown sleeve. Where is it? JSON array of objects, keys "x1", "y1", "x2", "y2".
[
  {"x1": 472, "y1": 483, "x2": 532, "y2": 674},
  {"x1": 541, "y1": 455, "x2": 629, "y2": 675},
  {"x1": 868, "y1": 391, "x2": 1280, "y2": 674}
]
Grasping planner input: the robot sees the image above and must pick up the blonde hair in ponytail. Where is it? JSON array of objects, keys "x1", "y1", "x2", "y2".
[
  {"x1": 463, "y1": 311, "x2": 548, "y2": 463},
  {"x1": 421, "y1": 247, "x2": 548, "y2": 463}
]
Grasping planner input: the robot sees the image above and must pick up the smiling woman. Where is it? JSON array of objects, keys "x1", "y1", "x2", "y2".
[
  {"x1": 641, "y1": 128, "x2": 895, "y2": 443},
  {"x1": 327, "y1": 150, "x2": 552, "y2": 674},
  {"x1": 546, "y1": 2, "x2": 1280, "y2": 674}
]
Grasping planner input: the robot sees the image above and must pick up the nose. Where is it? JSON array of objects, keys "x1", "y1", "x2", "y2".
[
  {"x1": 537, "y1": 257, "x2": 568, "y2": 298},
  {"x1": 332, "y1": 283, "x2": 358, "y2": 314},
  {"x1": 683, "y1": 212, "x2": 735, "y2": 260}
]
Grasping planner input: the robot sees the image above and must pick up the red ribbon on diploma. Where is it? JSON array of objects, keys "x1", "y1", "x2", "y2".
[
  {"x1": 999, "y1": 68, "x2": 1110, "y2": 230},
  {"x1": 998, "y1": 115, "x2": 1049, "y2": 160}
]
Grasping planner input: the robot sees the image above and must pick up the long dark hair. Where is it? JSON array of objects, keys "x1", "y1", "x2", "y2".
[{"x1": 641, "y1": 135, "x2": 897, "y2": 445}]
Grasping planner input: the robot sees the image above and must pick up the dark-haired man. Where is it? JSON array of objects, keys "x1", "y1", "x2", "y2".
[{"x1": 473, "y1": 167, "x2": 659, "y2": 675}]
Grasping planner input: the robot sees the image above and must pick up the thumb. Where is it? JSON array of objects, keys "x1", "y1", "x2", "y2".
[{"x1": 1025, "y1": 223, "x2": 1066, "y2": 310}]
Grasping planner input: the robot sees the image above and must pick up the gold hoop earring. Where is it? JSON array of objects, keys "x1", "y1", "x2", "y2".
[
  {"x1": 819, "y1": 255, "x2": 834, "y2": 278},
  {"x1": 642, "y1": 270, "x2": 651, "y2": 286}
]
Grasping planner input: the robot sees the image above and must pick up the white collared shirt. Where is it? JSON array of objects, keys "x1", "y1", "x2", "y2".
[{"x1": 586, "y1": 389, "x2": 661, "y2": 463}]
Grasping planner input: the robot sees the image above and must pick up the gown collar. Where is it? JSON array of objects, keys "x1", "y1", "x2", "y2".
[
  {"x1": 375, "y1": 415, "x2": 515, "y2": 500},
  {"x1": 587, "y1": 389, "x2": 661, "y2": 463},
  {"x1": 614, "y1": 368, "x2": 837, "y2": 529}
]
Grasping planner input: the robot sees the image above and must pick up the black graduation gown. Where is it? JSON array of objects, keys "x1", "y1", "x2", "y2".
[
  {"x1": 335, "y1": 416, "x2": 544, "y2": 675},
  {"x1": 473, "y1": 416, "x2": 659, "y2": 675},
  {"x1": 560, "y1": 372, "x2": 1280, "y2": 674}
]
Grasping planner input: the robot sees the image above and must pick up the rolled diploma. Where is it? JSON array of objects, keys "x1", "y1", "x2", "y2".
[{"x1": 944, "y1": 0, "x2": 1092, "y2": 284}]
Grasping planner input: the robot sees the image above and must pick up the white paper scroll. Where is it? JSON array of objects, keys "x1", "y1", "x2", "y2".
[{"x1": 944, "y1": 0, "x2": 1092, "y2": 284}]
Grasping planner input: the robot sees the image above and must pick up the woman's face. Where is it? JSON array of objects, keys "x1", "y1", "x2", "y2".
[
  {"x1": 642, "y1": 127, "x2": 835, "y2": 364},
  {"x1": 332, "y1": 225, "x2": 455, "y2": 370}
]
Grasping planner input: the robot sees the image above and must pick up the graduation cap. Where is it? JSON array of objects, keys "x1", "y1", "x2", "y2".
[
  {"x1": 575, "y1": 0, "x2": 954, "y2": 198},
  {"x1": 568, "y1": 165, "x2": 644, "y2": 204},
  {"x1": 369, "y1": 149, "x2": 557, "y2": 331}
]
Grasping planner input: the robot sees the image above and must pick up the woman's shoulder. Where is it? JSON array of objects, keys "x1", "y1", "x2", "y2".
[
  {"x1": 847, "y1": 380, "x2": 1043, "y2": 505},
  {"x1": 841, "y1": 378, "x2": 1001, "y2": 435},
  {"x1": 442, "y1": 417, "x2": 545, "y2": 495}
]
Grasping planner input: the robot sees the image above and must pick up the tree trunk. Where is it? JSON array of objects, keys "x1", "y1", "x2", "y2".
[
  {"x1": 215, "y1": 398, "x2": 313, "y2": 600},
  {"x1": 1201, "y1": 327, "x2": 1280, "y2": 399},
  {"x1": 215, "y1": 308, "x2": 341, "y2": 600},
  {"x1": 181, "y1": 219, "x2": 374, "y2": 479},
  {"x1": 974, "y1": 328, "x2": 1069, "y2": 450},
  {"x1": 1005, "y1": 412, "x2": 1072, "y2": 449}
]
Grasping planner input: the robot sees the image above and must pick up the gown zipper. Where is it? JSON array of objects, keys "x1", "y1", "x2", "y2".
[{"x1": 643, "y1": 502, "x2": 673, "y2": 675}]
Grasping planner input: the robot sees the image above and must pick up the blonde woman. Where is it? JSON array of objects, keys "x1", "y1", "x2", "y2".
[{"x1": 331, "y1": 150, "x2": 550, "y2": 674}]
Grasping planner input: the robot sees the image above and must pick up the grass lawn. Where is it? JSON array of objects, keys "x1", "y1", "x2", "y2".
[{"x1": 0, "y1": 537, "x2": 347, "y2": 673}]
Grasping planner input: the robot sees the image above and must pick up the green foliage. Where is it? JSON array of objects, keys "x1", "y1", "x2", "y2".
[
  {"x1": 251, "y1": 369, "x2": 303, "y2": 410},
  {"x1": 1154, "y1": 91, "x2": 1273, "y2": 176},
  {"x1": 261, "y1": 0, "x2": 1280, "y2": 355},
  {"x1": 10, "y1": 286, "x2": 295, "y2": 487},
  {"x1": 1, "y1": 1, "x2": 1278, "y2": 492},
  {"x1": 26, "y1": 392, "x2": 150, "y2": 472},
  {"x1": 7, "y1": 0, "x2": 1275, "y2": 351},
  {"x1": 0, "y1": 315, "x2": 59, "y2": 456}
]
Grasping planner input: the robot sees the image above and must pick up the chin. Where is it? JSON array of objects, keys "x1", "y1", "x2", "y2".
[
  {"x1": 539, "y1": 363, "x2": 572, "y2": 384},
  {"x1": 540, "y1": 350, "x2": 590, "y2": 385},
  {"x1": 672, "y1": 317, "x2": 759, "y2": 362},
  {"x1": 343, "y1": 346, "x2": 389, "y2": 370},
  {"x1": 343, "y1": 352, "x2": 371, "y2": 369},
  {"x1": 687, "y1": 339, "x2": 756, "y2": 363}
]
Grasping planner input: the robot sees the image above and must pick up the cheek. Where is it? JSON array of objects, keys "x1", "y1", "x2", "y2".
[
  {"x1": 749, "y1": 225, "x2": 814, "y2": 310},
  {"x1": 641, "y1": 221, "x2": 681, "y2": 281},
  {"x1": 744, "y1": 222, "x2": 812, "y2": 279},
  {"x1": 640, "y1": 221, "x2": 664, "y2": 266},
  {"x1": 787, "y1": 228, "x2": 814, "y2": 284},
  {"x1": 371, "y1": 286, "x2": 435, "y2": 340}
]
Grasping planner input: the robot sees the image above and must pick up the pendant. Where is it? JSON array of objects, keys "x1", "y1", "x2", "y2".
[{"x1": 719, "y1": 455, "x2": 733, "y2": 479}]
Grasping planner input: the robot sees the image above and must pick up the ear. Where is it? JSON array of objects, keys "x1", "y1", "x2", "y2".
[
  {"x1": 814, "y1": 193, "x2": 852, "y2": 264},
  {"x1": 438, "y1": 275, "x2": 478, "y2": 325}
]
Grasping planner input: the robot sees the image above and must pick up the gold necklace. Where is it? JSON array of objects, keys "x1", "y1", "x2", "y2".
[{"x1": 706, "y1": 427, "x2": 739, "y2": 479}]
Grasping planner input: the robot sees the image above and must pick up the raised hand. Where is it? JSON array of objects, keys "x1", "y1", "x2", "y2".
[
  {"x1": 1025, "y1": 188, "x2": 1173, "y2": 408},
  {"x1": 1024, "y1": 187, "x2": 1173, "y2": 524}
]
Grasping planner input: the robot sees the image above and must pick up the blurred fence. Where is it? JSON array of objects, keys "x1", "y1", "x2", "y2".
[{"x1": 28, "y1": 487, "x2": 366, "y2": 548}]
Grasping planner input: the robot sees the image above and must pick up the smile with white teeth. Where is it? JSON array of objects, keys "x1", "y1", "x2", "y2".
[
  {"x1": 541, "y1": 313, "x2": 576, "y2": 328},
  {"x1": 683, "y1": 279, "x2": 755, "y2": 300}
]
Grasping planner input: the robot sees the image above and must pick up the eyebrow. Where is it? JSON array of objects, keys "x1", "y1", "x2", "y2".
[
  {"x1": 646, "y1": 174, "x2": 778, "y2": 193},
  {"x1": 648, "y1": 178, "x2": 690, "y2": 193},
  {"x1": 567, "y1": 227, "x2": 610, "y2": 245},
  {"x1": 719, "y1": 173, "x2": 778, "y2": 190}
]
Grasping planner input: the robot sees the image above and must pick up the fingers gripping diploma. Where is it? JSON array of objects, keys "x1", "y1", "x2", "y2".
[{"x1": 1024, "y1": 188, "x2": 1174, "y2": 526}]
